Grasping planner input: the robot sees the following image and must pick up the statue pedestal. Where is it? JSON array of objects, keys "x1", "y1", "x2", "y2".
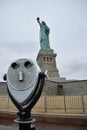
[{"x1": 36, "y1": 49, "x2": 60, "y2": 77}]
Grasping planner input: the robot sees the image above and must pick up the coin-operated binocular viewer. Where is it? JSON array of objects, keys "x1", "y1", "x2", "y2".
[{"x1": 3, "y1": 59, "x2": 46, "y2": 130}]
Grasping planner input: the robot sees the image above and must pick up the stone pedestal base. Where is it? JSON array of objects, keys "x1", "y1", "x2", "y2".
[{"x1": 36, "y1": 49, "x2": 60, "y2": 77}]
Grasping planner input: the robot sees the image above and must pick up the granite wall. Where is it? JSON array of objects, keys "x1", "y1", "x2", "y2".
[{"x1": 0, "y1": 80, "x2": 87, "y2": 96}]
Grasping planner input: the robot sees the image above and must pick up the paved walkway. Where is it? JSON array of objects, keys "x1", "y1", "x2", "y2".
[{"x1": 0, "y1": 123, "x2": 87, "y2": 130}]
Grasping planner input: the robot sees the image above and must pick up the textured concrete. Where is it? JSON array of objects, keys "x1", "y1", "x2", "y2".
[
  {"x1": 0, "y1": 112, "x2": 87, "y2": 125},
  {"x1": 0, "y1": 82, "x2": 7, "y2": 95},
  {"x1": 43, "y1": 79, "x2": 87, "y2": 95},
  {"x1": 1, "y1": 79, "x2": 87, "y2": 96},
  {"x1": 0, "y1": 123, "x2": 87, "y2": 130},
  {"x1": 0, "y1": 112, "x2": 87, "y2": 130},
  {"x1": 62, "y1": 80, "x2": 87, "y2": 95}
]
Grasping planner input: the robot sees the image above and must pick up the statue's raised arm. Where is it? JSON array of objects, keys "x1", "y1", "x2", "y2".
[
  {"x1": 37, "y1": 17, "x2": 51, "y2": 50},
  {"x1": 37, "y1": 17, "x2": 41, "y2": 27}
]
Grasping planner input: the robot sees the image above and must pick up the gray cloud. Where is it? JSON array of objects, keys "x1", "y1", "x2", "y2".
[
  {"x1": 0, "y1": 0, "x2": 87, "y2": 80},
  {"x1": 59, "y1": 58, "x2": 87, "y2": 80}
]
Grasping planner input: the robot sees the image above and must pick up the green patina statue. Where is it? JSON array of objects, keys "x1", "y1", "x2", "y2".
[{"x1": 37, "y1": 17, "x2": 51, "y2": 50}]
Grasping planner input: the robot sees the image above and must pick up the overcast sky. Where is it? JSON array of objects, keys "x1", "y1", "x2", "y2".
[{"x1": 0, "y1": 0, "x2": 87, "y2": 81}]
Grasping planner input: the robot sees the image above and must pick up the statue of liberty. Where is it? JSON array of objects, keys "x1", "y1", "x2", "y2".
[{"x1": 37, "y1": 17, "x2": 51, "y2": 50}]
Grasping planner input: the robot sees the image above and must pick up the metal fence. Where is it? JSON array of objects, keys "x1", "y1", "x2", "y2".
[{"x1": 0, "y1": 95, "x2": 87, "y2": 114}]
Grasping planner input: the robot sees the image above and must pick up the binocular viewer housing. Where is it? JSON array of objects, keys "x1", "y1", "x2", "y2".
[
  {"x1": 3, "y1": 59, "x2": 45, "y2": 122},
  {"x1": 6, "y1": 59, "x2": 41, "y2": 105}
]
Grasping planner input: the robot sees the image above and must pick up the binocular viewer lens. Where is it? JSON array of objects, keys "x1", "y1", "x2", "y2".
[{"x1": 11, "y1": 60, "x2": 32, "y2": 70}]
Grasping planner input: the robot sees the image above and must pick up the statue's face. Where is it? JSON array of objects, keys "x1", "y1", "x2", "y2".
[{"x1": 42, "y1": 21, "x2": 46, "y2": 25}]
